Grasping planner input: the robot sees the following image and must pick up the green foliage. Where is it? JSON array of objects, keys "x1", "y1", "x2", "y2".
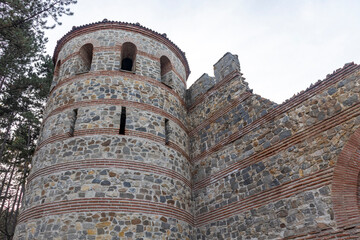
[{"x1": 0, "y1": 1, "x2": 77, "y2": 239}]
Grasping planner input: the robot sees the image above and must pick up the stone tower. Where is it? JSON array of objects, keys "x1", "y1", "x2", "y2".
[{"x1": 15, "y1": 20, "x2": 193, "y2": 239}]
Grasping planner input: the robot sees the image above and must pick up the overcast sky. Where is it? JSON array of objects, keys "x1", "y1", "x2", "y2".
[{"x1": 45, "y1": 0, "x2": 360, "y2": 103}]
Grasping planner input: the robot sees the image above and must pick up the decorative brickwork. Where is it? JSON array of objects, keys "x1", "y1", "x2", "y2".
[
  {"x1": 14, "y1": 21, "x2": 360, "y2": 239},
  {"x1": 332, "y1": 128, "x2": 360, "y2": 228}
]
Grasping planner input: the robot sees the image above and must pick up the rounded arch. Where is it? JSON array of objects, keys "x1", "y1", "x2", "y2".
[
  {"x1": 54, "y1": 60, "x2": 61, "y2": 78},
  {"x1": 160, "y1": 55, "x2": 172, "y2": 76},
  {"x1": 50, "y1": 60, "x2": 62, "y2": 92},
  {"x1": 121, "y1": 42, "x2": 137, "y2": 72},
  {"x1": 332, "y1": 127, "x2": 360, "y2": 228},
  {"x1": 78, "y1": 43, "x2": 93, "y2": 73},
  {"x1": 160, "y1": 55, "x2": 173, "y2": 88}
]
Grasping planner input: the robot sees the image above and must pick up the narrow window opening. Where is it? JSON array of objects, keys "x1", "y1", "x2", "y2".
[
  {"x1": 119, "y1": 107, "x2": 126, "y2": 135},
  {"x1": 165, "y1": 118, "x2": 170, "y2": 145},
  {"x1": 69, "y1": 109, "x2": 78, "y2": 137},
  {"x1": 120, "y1": 42, "x2": 137, "y2": 72}
]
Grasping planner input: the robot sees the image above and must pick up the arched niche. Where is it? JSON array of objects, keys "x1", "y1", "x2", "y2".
[
  {"x1": 332, "y1": 128, "x2": 360, "y2": 228},
  {"x1": 160, "y1": 55, "x2": 173, "y2": 88},
  {"x1": 121, "y1": 42, "x2": 137, "y2": 72},
  {"x1": 78, "y1": 43, "x2": 93, "y2": 73}
]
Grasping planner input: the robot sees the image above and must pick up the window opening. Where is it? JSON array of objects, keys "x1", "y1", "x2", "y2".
[
  {"x1": 54, "y1": 60, "x2": 61, "y2": 78},
  {"x1": 160, "y1": 56, "x2": 173, "y2": 88},
  {"x1": 120, "y1": 42, "x2": 137, "y2": 72},
  {"x1": 121, "y1": 58, "x2": 133, "y2": 71},
  {"x1": 119, "y1": 107, "x2": 126, "y2": 135},
  {"x1": 78, "y1": 43, "x2": 93, "y2": 73},
  {"x1": 50, "y1": 60, "x2": 62, "y2": 91},
  {"x1": 69, "y1": 109, "x2": 78, "y2": 137},
  {"x1": 165, "y1": 118, "x2": 170, "y2": 145}
]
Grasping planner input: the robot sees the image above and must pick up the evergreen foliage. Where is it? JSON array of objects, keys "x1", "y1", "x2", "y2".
[{"x1": 0, "y1": 1, "x2": 77, "y2": 239}]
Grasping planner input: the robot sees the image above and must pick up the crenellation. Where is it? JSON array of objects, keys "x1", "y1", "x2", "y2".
[
  {"x1": 213, "y1": 52, "x2": 241, "y2": 83},
  {"x1": 186, "y1": 73, "x2": 216, "y2": 106},
  {"x1": 187, "y1": 73, "x2": 251, "y2": 130},
  {"x1": 14, "y1": 20, "x2": 360, "y2": 239}
]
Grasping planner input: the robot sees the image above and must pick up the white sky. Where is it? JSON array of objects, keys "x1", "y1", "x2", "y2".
[{"x1": 45, "y1": 0, "x2": 360, "y2": 103}]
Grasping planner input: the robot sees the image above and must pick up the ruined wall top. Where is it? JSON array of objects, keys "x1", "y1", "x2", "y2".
[{"x1": 186, "y1": 52, "x2": 248, "y2": 106}]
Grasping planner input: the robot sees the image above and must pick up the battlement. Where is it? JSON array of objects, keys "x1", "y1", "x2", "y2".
[
  {"x1": 186, "y1": 52, "x2": 250, "y2": 107},
  {"x1": 213, "y1": 52, "x2": 241, "y2": 83},
  {"x1": 186, "y1": 73, "x2": 215, "y2": 106}
]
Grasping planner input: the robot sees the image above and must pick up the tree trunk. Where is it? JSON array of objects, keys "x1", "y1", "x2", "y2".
[
  {"x1": 0, "y1": 164, "x2": 11, "y2": 200},
  {"x1": 0, "y1": 160, "x2": 16, "y2": 213},
  {"x1": 0, "y1": 116, "x2": 14, "y2": 163}
]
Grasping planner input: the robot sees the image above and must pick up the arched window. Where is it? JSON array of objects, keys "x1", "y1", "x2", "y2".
[
  {"x1": 78, "y1": 43, "x2": 93, "y2": 73},
  {"x1": 54, "y1": 60, "x2": 61, "y2": 79},
  {"x1": 121, "y1": 42, "x2": 137, "y2": 72},
  {"x1": 50, "y1": 60, "x2": 62, "y2": 91},
  {"x1": 160, "y1": 56, "x2": 173, "y2": 88}
]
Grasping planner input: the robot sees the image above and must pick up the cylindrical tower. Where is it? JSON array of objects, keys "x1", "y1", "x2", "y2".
[{"x1": 14, "y1": 20, "x2": 192, "y2": 239}]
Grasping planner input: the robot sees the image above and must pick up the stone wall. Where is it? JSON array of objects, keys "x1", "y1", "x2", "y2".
[
  {"x1": 189, "y1": 54, "x2": 360, "y2": 239},
  {"x1": 186, "y1": 73, "x2": 215, "y2": 106}
]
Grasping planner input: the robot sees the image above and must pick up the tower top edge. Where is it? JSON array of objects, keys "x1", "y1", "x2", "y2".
[{"x1": 53, "y1": 20, "x2": 191, "y2": 79}]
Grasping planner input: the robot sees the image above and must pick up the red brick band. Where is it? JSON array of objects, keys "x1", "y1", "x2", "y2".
[
  {"x1": 125, "y1": 129, "x2": 190, "y2": 161},
  {"x1": 332, "y1": 128, "x2": 360, "y2": 228},
  {"x1": 49, "y1": 70, "x2": 186, "y2": 108},
  {"x1": 35, "y1": 128, "x2": 190, "y2": 162},
  {"x1": 194, "y1": 100, "x2": 360, "y2": 190},
  {"x1": 285, "y1": 225, "x2": 360, "y2": 239},
  {"x1": 59, "y1": 51, "x2": 77, "y2": 65},
  {"x1": 19, "y1": 168, "x2": 335, "y2": 230},
  {"x1": 42, "y1": 98, "x2": 188, "y2": 134},
  {"x1": 18, "y1": 198, "x2": 194, "y2": 225},
  {"x1": 191, "y1": 63, "x2": 360, "y2": 163},
  {"x1": 27, "y1": 158, "x2": 191, "y2": 188},
  {"x1": 196, "y1": 168, "x2": 333, "y2": 227}
]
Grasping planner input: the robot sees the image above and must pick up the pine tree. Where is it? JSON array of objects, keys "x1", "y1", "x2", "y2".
[{"x1": 0, "y1": 1, "x2": 77, "y2": 238}]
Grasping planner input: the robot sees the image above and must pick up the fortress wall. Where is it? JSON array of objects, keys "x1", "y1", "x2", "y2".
[
  {"x1": 187, "y1": 72, "x2": 251, "y2": 131},
  {"x1": 14, "y1": 21, "x2": 360, "y2": 239},
  {"x1": 190, "y1": 94, "x2": 275, "y2": 163},
  {"x1": 192, "y1": 60, "x2": 360, "y2": 238},
  {"x1": 186, "y1": 73, "x2": 216, "y2": 106}
]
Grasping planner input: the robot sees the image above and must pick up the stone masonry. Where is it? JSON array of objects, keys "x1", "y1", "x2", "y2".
[{"x1": 14, "y1": 20, "x2": 360, "y2": 239}]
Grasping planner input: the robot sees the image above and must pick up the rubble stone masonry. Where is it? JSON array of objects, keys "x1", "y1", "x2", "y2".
[{"x1": 14, "y1": 21, "x2": 360, "y2": 239}]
